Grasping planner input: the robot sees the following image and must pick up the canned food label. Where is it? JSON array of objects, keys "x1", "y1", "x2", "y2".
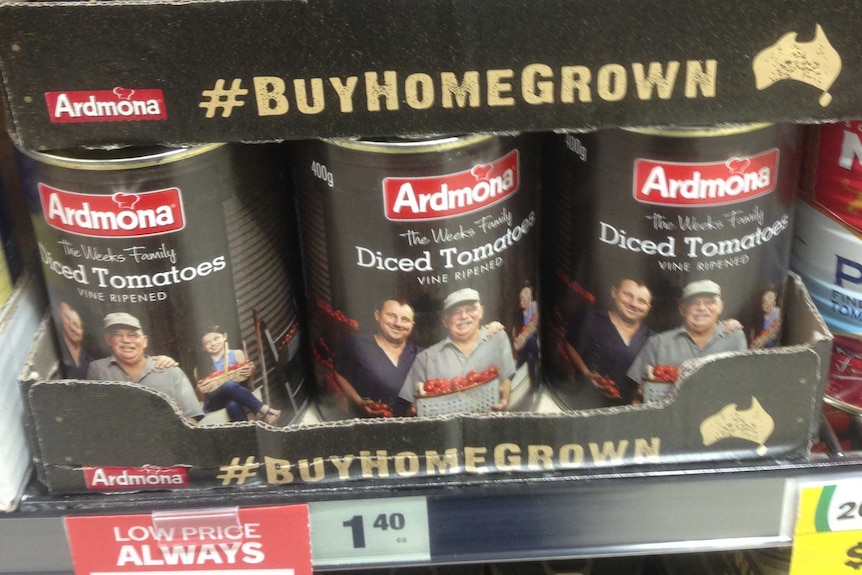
[
  {"x1": 295, "y1": 136, "x2": 541, "y2": 420},
  {"x1": 633, "y1": 149, "x2": 778, "y2": 206},
  {"x1": 544, "y1": 126, "x2": 801, "y2": 409},
  {"x1": 20, "y1": 144, "x2": 307, "y2": 427},
  {"x1": 804, "y1": 121, "x2": 862, "y2": 234},
  {"x1": 39, "y1": 184, "x2": 186, "y2": 237},
  {"x1": 383, "y1": 149, "x2": 519, "y2": 220},
  {"x1": 791, "y1": 202, "x2": 862, "y2": 336}
]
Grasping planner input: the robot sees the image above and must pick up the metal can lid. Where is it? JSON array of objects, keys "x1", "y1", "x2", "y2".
[
  {"x1": 15, "y1": 143, "x2": 225, "y2": 171},
  {"x1": 323, "y1": 133, "x2": 498, "y2": 154},
  {"x1": 621, "y1": 123, "x2": 774, "y2": 137}
]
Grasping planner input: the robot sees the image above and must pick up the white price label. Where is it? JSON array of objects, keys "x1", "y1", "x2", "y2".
[{"x1": 309, "y1": 496, "x2": 430, "y2": 567}]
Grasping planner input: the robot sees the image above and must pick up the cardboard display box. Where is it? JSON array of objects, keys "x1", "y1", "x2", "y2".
[
  {"x1": 20, "y1": 273, "x2": 831, "y2": 495},
  {"x1": 0, "y1": 0, "x2": 860, "y2": 150}
]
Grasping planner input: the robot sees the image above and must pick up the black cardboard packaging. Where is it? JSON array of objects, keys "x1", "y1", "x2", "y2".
[
  {"x1": 0, "y1": 0, "x2": 859, "y2": 150},
  {"x1": 20, "y1": 273, "x2": 831, "y2": 495}
]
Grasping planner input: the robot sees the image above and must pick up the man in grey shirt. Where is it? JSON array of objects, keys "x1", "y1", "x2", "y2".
[
  {"x1": 626, "y1": 279, "x2": 748, "y2": 391},
  {"x1": 399, "y1": 288, "x2": 516, "y2": 412},
  {"x1": 87, "y1": 312, "x2": 204, "y2": 422}
]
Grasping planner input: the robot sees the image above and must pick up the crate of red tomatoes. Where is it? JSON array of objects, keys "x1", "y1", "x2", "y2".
[
  {"x1": 415, "y1": 365, "x2": 501, "y2": 417},
  {"x1": 641, "y1": 365, "x2": 680, "y2": 403}
]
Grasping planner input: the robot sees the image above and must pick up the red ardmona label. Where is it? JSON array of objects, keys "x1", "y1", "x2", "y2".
[
  {"x1": 84, "y1": 466, "x2": 189, "y2": 491},
  {"x1": 38, "y1": 184, "x2": 186, "y2": 238},
  {"x1": 808, "y1": 121, "x2": 862, "y2": 234},
  {"x1": 633, "y1": 149, "x2": 779, "y2": 206},
  {"x1": 65, "y1": 506, "x2": 312, "y2": 575},
  {"x1": 383, "y1": 149, "x2": 520, "y2": 220},
  {"x1": 45, "y1": 88, "x2": 168, "y2": 123}
]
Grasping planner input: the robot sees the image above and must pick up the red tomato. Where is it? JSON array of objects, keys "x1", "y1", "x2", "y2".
[
  {"x1": 653, "y1": 365, "x2": 679, "y2": 383},
  {"x1": 595, "y1": 376, "x2": 614, "y2": 388}
]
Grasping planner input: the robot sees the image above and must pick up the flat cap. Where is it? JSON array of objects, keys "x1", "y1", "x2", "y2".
[
  {"x1": 442, "y1": 288, "x2": 481, "y2": 312},
  {"x1": 103, "y1": 312, "x2": 142, "y2": 330},
  {"x1": 681, "y1": 279, "x2": 721, "y2": 300}
]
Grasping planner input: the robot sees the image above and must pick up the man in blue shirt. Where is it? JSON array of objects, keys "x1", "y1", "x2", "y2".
[
  {"x1": 334, "y1": 299, "x2": 420, "y2": 417},
  {"x1": 564, "y1": 278, "x2": 654, "y2": 406}
]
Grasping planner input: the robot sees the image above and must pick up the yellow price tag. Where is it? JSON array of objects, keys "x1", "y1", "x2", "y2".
[{"x1": 791, "y1": 480, "x2": 862, "y2": 575}]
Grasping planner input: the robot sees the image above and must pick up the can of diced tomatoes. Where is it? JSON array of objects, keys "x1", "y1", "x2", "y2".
[
  {"x1": 793, "y1": 120, "x2": 862, "y2": 414},
  {"x1": 543, "y1": 124, "x2": 804, "y2": 408},
  {"x1": 291, "y1": 134, "x2": 542, "y2": 420},
  {"x1": 17, "y1": 143, "x2": 309, "y2": 425}
]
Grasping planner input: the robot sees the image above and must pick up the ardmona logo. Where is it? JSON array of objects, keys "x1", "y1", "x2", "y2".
[
  {"x1": 634, "y1": 150, "x2": 779, "y2": 207},
  {"x1": 383, "y1": 150, "x2": 520, "y2": 220},
  {"x1": 39, "y1": 184, "x2": 185, "y2": 238}
]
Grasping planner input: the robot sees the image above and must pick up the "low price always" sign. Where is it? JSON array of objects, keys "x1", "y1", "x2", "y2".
[{"x1": 65, "y1": 506, "x2": 311, "y2": 575}]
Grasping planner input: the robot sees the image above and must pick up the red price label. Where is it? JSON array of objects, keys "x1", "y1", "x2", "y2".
[{"x1": 65, "y1": 505, "x2": 311, "y2": 575}]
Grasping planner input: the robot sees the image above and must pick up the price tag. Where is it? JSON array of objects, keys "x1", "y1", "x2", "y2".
[
  {"x1": 65, "y1": 505, "x2": 312, "y2": 575},
  {"x1": 791, "y1": 479, "x2": 862, "y2": 574},
  {"x1": 308, "y1": 496, "x2": 430, "y2": 567}
]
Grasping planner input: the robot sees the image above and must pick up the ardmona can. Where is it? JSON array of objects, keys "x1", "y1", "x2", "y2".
[
  {"x1": 17, "y1": 143, "x2": 308, "y2": 426},
  {"x1": 543, "y1": 124, "x2": 803, "y2": 408},
  {"x1": 292, "y1": 134, "x2": 542, "y2": 420}
]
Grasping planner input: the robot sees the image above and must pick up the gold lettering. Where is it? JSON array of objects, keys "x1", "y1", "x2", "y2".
[
  {"x1": 632, "y1": 61, "x2": 680, "y2": 100},
  {"x1": 494, "y1": 443, "x2": 521, "y2": 471},
  {"x1": 405, "y1": 73, "x2": 435, "y2": 110},
  {"x1": 297, "y1": 457, "x2": 326, "y2": 482},
  {"x1": 253, "y1": 77, "x2": 288, "y2": 116},
  {"x1": 394, "y1": 451, "x2": 421, "y2": 476},
  {"x1": 597, "y1": 63, "x2": 627, "y2": 102},
  {"x1": 328, "y1": 454, "x2": 355, "y2": 479},
  {"x1": 293, "y1": 78, "x2": 325, "y2": 114},
  {"x1": 558, "y1": 444, "x2": 585, "y2": 468},
  {"x1": 359, "y1": 450, "x2": 390, "y2": 478},
  {"x1": 685, "y1": 59, "x2": 717, "y2": 98},
  {"x1": 425, "y1": 449, "x2": 461, "y2": 474},
  {"x1": 464, "y1": 446, "x2": 488, "y2": 472},
  {"x1": 486, "y1": 69, "x2": 515, "y2": 106},
  {"x1": 560, "y1": 66, "x2": 593, "y2": 103},
  {"x1": 264, "y1": 456, "x2": 294, "y2": 484},
  {"x1": 328, "y1": 77, "x2": 359, "y2": 113},
  {"x1": 522, "y1": 63, "x2": 554, "y2": 104},
  {"x1": 440, "y1": 71, "x2": 481, "y2": 108},
  {"x1": 589, "y1": 440, "x2": 629, "y2": 465},
  {"x1": 633, "y1": 437, "x2": 661, "y2": 462},
  {"x1": 527, "y1": 444, "x2": 555, "y2": 470},
  {"x1": 365, "y1": 71, "x2": 400, "y2": 111}
]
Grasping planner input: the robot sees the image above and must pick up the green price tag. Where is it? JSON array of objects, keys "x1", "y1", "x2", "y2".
[{"x1": 309, "y1": 496, "x2": 431, "y2": 567}]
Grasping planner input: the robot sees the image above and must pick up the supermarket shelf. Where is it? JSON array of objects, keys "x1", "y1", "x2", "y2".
[
  {"x1": 1, "y1": 0, "x2": 861, "y2": 572},
  {"x1": 2, "y1": 455, "x2": 861, "y2": 573}
]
